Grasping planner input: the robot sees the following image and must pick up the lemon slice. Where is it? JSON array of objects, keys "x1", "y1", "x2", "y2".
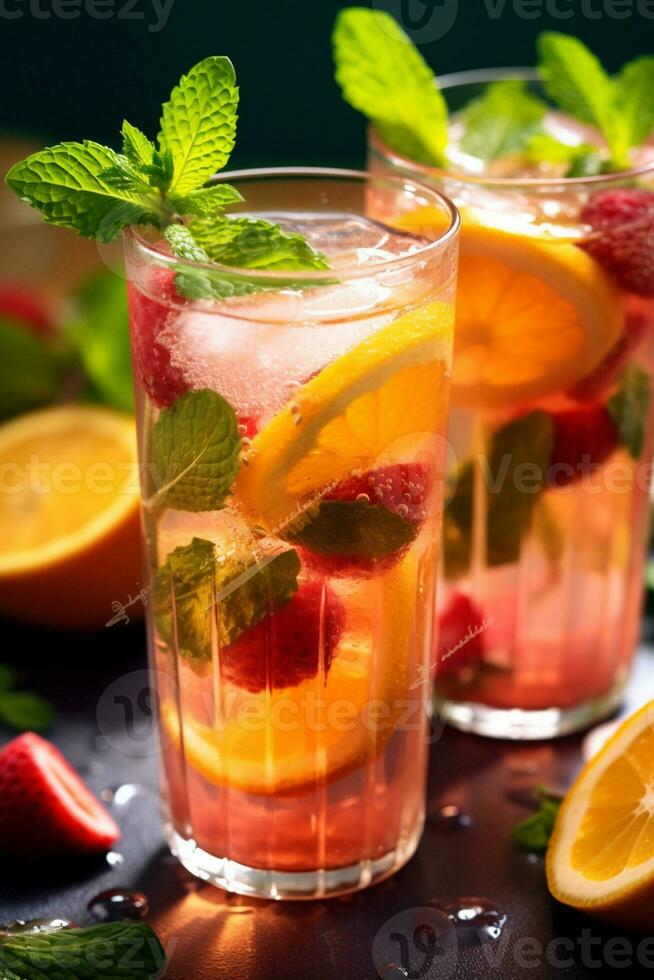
[
  {"x1": 236, "y1": 301, "x2": 454, "y2": 529},
  {"x1": 162, "y1": 553, "x2": 419, "y2": 794},
  {"x1": 547, "y1": 700, "x2": 654, "y2": 931}
]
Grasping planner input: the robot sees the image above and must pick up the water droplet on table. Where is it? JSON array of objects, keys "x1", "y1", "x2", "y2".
[
  {"x1": 428, "y1": 803, "x2": 472, "y2": 830},
  {"x1": 430, "y1": 897, "x2": 507, "y2": 947},
  {"x1": 106, "y1": 851, "x2": 124, "y2": 868},
  {"x1": 88, "y1": 889, "x2": 149, "y2": 922}
]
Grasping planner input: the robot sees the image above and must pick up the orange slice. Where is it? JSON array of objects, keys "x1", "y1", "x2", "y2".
[
  {"x1": 0, "y1": 405, "x2": 142, "y2": 629},
  {"x1": 547, "y1": 700, "x2": 654, "y2": 931}
]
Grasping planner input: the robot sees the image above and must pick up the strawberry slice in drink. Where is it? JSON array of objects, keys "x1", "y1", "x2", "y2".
[{"x1": 0, "y1": 732, "x2": 120, "y2": 858}]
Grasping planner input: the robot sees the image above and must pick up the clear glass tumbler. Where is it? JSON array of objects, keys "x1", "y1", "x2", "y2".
[
  {"x1": 124, "y1": 168, "x2": 459, "y2": 897},
  {"x1": 371, "y1": 71, "x2": 654, "y2": 740}
]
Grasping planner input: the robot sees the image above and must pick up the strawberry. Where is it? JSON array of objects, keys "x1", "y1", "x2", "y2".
[
  {"x1": 0, "y1": 284, "x2": 53, "y2": 334},
  {"x1": 580, "y1": 189, "x2": 654, "y2": 297},
  {"x1": 220, "y1": 580, "x2": 344, "y2": 693},
  {"x1": 298, "y1": 461, "x2": 434, "y2": 577},
  {"x1": 0, "y1": 732, "x2": 120, "y2": 858},
  {"x1": 435, "y1": 592, "x2": 487, "y2": 678},
  {"x1": 569, "y1": 311, "x2": 648, "y2": 401},
  {"x1": 127, "y1": 267, "x2": 188, "y2": 408},
  {"x1": 548, "y1": 403, "x2": 619, "y2": 488}
]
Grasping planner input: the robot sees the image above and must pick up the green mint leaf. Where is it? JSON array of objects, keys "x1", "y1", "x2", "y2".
[
  {"x1": 64, "y1": 272, "x2": 134, "y2": 413},
  {"x1": 444, "y1": 411, "x2": 554, "y2": 579},
  {"x1": 614, "y1": 56, "x2": 654, "y2": 152},
  {"x1": 155, "y1": 537, "x2": 300, "y2": 662},
  {"x1": 159, "y1": 56, "x2": 239, "y2": 197},
  {"x1": 99, "y1": 154, "x2": 152, "y2": 194},
  {"x1": 0, "y1": 922, "x2": 166, "y2": 979},
  {"x1": 285, "y1": 500, "x2": 416, "y2": 557},
  {"x1": 189, "y1": 216, "x2": 329, "y2": 271},
  {"x1": 165, "y1": 225, "x2": 256, "y2": 301},
  {"x1": 608, "y1": 364, "x2": 651, "y2": 460},
  {"x1": 169, "y1": 183, "x2": 244, "y2": 217},
  {"x1": 0, "y1": 692, "x2": 54, "y2": 732},
  {"x1": 513, "y1": 787, "x2": 562, "y2": 852},
  {"x1": 164, "y1": 223, "x2": 211, "y2": 263},
  {"x1": 148, "y1": 388, "x2": 241, "y2": 512},
  {"x1": 0, "y1": 317, "x2": 71, "y2": 421},
  {"x1": 525, "y1": 133, "x2": 605, "y2": 176},
  {"x1": 333, "y1": 7, "x2": 448, "y2": 167},
  {"x1": 121, "y1": 119, "x2": 156, "y2": 167},
  {"x1": 5, "y1": 142, "x2": 164, "y2": 242},
  {"x1": 537, "y1": 32, "x2": 626, "y2": 168},
  {"x1": 459, "y1": 80, "x2": 547, "y2": 162},
  {"x1": 142, "y1": 148, "x2": 175, "y2": 193}
]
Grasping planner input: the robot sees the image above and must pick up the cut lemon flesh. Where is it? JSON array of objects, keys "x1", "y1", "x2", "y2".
[
  {"x1": 162, "y1": 554, "x2": 419, "y2": 794},
  {"x1": 236, "y1": 301, "x2": 454, "y2": 529},
  {"x1": 547, "y1": 700, "x2": 654, "y2": 930}
]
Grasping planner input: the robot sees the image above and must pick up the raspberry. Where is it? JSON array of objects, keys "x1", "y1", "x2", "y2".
[
  {"x1": 548, "y1": 403, "x2": 618, "y2": 488},
  {"x1": 128, "y1": 267, "x2": 188, "y2": 408},
  {"x1": 435, "y1": 592, "x2": 487, "y2": 678},
  {"x1": 569, "y1": 311, "x2": 648, "y2": 401},
  {"x1": 580, "y1": 189, "x2": 654, "y2": 297},
  {"x1": 220, "y1": 580, "x2": 344, "y2": 693}
]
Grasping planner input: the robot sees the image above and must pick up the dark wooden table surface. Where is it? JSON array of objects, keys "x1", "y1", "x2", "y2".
[{"x1": 2, "y1": 619, "x2": 654, "y2": 980}]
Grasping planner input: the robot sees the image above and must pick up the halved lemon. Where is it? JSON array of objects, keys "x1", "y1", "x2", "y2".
[
  {"x1": 236, "y1": 301, "x2": 454, "y2": 529},
  {"x1": 162, "y1": 553, "x2": 419, "y2": 794},
  {"x1": 547, "y1": 700, "x2": 654, "y2": 931},
  {"x1": 395, "y1": 208, "x2": 624, "y2": 410},
  {"x1": 0, "y1": 405, "x2": 142, "y2": 629}
]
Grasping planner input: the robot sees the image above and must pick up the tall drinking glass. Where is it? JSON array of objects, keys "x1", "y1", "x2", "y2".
[
  {"x1": 371, "y1": 72, "x2": 654, "y2": 740},
  {"x1": 124, "y1": 169, "x2": 459, "y2": 898}
]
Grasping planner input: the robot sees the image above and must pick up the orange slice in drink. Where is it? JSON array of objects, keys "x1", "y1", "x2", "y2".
[
  {"x1": 0, "y1": 405, "x2": 141, "y2": 629},
  {"x1": 547, "y1": 700, "x2": 654, "y2": 931},
  {"x1": 236, "y1": 301, "x2": 454, "y2": 529},
  {"x1": 162, "y1": 553, "x2": 419, "y2": 794}
]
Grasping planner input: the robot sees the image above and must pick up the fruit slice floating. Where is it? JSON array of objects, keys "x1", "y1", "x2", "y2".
[
  {"x1": 162, "y1": 554, "x2": 418, "y2": 794},
  {"x1": 452, "y1": 220, "x2": 624, "y2": 409},
  {"x1": 547, "y1": 700, "x2": 654, "y2": 931},
  {"x1": 0, "y1": 405, "x2": 141, "y2": 629},
  {"x1": 0, "y1": 732, "x2": 120, "y2": 858},
  {"x1": 236, "y1": 300, "x2": 454, "y2": 529}
]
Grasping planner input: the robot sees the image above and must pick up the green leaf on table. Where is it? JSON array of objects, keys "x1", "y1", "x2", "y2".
[
  {"x1": 155, "y1": 536, "x2": 300, "y2": 661},
  {"x1": 0, "y1": 921, "x2": 166, "y2": 979},
  {"x1": 158, "y1": 56, "x2": 239, "y2": 197},
  {"x1": 459, "y1": 80, "x2": 547, "y2": 162},
  {"x1": 5, "y1": 141, "x2": 164, "y2": 242},
  {"x1": 169, "y1": 183, "x2": 244, "y2": 218},
  {"x1": 513, "y1": 787, "x2": 563, "y2": 852},
  {"x1": 613, "y1": 56, "x2": 654, "y2": 155},
  {"x1": 333, "y1": 7, "x2": 448, "y2": 167},
  {"x1": 285, "y1": 500, "x2": 416, "y2": 557},
  {"x1": 64, "y1": 272, "x2": 134, "y2": 413},
  {"x1": 0, "y1": 317, "x2": 70, "y2": 421},
  {"x1": 0, "y1": 692, "x2": 54, "y2": 732},
  {"x1": 147, "y1": 388, "x2": 241, "y2": 512},
  {"x1": 444, "y1": 411, "x2": 555, "y2": 579},
  {"x1": 608, "y1": 364, "x2": 651, "y2": 460}
]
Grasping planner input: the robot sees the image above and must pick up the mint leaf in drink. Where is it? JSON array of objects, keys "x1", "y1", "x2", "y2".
[
  {"x1": 608, "y1": 364, "x2": 651, "y2": 459},
  {"x1": 0, "y1": 921, "x2": 166, "y2": 979},
  {"x1": 444, "y1": 411, "x2": 554, "y2": 579},
  {"x1": 148, "y1": 388, "x2": 241, "y2": 512},
  {"x1": 459, "y1": 80, "x2": 547, "y2": 163},
  {"x1": 333, "y1": 7, "x2": 448, "y2": 167},
  {"x1": 513, "y1": 787, "x2": 562, "y2": 853},
  {"x1": 170, "y1": 183, "x2": 244, "y2": 218},
  {"x1": 5, "y1": 142, "x2": 165, "y2": 242},
  {"x1": 64, "y1": 272, "x2": 134, "y2": 413},
  {"x1": 189, "y1": 216, "x2": 329, "y2": 271},
  {"x1": 285, "y1": 500, "x2": 416, "y2": 557},
  {"x1": 155, "y1": 537, "x2": 300, "y2": 662},
  {"x1": 159, "y1": 56, "x2": 239, "y2": 197},
  {"x1": 0, "y1": 318, "x2": 71, "y2": 421},
  {"x1": 164, "y1": 225, "x2": 258, "y2": 301},
  {"x1": 614, "y1": 56, "x2": 654, "y2": 155},
  {"x1": 0, "y1": 692, "x2": 54, "y2": 732}
]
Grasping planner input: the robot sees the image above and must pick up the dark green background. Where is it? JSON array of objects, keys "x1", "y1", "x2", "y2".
[{"x1": 0, "y1": 0, "x2": 652, "y2": 167}]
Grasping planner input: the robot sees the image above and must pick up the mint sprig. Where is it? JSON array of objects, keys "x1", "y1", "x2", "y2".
[
  {"x1": 285, "y1": 499, "x2": 417, "y2": 558},
  {"x1": 458, "y1": 80, "x2": 547, "y2": 163},
  {"x1": 512, "y1": 787, "x2": 563, "y2": 853},
  {"x1": 608, "y1": 364, "x2": 651, "y2": 460},
  {"x1": 0, "y1": 922, "x2": 166, "y2": 979},
  {"x1": 0, "y1": 663, "x2": 54, "y2": 732}
]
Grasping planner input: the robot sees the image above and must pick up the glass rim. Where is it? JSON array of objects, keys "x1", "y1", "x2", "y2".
[
  {"x1": 370, "y1": 67, "x2": 654, "y2": 189},
  {"x1": 125, "y1": 166, "x2": 460, "y2": 283}
]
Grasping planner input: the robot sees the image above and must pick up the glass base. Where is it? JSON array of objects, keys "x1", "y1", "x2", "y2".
[
  {"x1": 434, "y1": 679, "x2": 625, "y2": 740},
  {"x1": 165, "y1": 822, "x2": 423, "y2": 900}
]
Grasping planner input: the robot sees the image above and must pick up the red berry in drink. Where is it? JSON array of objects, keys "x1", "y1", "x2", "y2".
[
  {"x1": 580, "y1": 189, "x2": 654, "y2": 297},
  {"x1": 128, "y1": 267, "x2": 188, "y2": 408},
  {"x1": 569, "y1": 311, "x2": 648, "y2": 401},
  {"x1": 435, "y1": 592, "x2": 487, "y2": 678},
  {"x1": 548, "y1": 403, "x2": 619, "y2": 488}
]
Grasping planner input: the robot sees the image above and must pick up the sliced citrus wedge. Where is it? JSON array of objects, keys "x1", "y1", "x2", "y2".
[
  {"x1": 547, "y1": 700, "x2": 654, "y2": 931},
  {"x1": 236, "y1": 301, "x2": 454, "y2": 529},
  {"x1": 162, "y1": 553, "x2": 419, "y2": 794},
  {"x1": 0, "y1": 405, "x2": 141, "y2": 629}
]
